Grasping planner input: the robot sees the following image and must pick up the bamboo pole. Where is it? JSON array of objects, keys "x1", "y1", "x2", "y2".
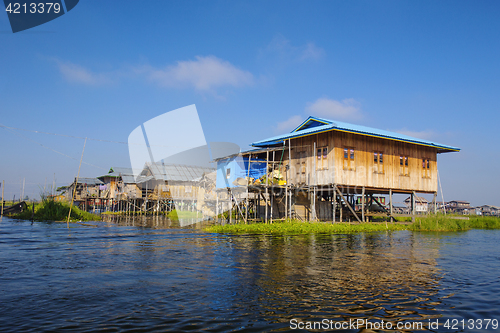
[
  {"x1": 67, "y1": 138, "x2": 87, "y2": 226},
  {"x1": 21, "y1": 177, "x2": 25, "y2": 202},
  {"x1": 246, "y1": 154, "x2": 251, "y2": 224},
  {"x1": 1, "y1": 180, "x2": 4, "y2": 217}
]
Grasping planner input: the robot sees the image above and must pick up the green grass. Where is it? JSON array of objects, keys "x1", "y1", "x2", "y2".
[
  {"x1": 468, "y1": 216, "x2": 500, "y2": 229},
  {"x1": 205, "y1": 220, "x2": 407, "y2": 234},
  {"x1": 12, "y1": 199, "x2": 100, "y2": 222},
  {"x1": 167, "y1": 209, "x2": 200, "y2": 220},
  {"x1": 205, "y1": 215, "x2": 500, "y2": 234},
  {"x1": 409, "y1": 215, "x2": 470, "y2": 231}
]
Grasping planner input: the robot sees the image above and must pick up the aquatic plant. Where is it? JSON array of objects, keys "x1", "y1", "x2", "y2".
[
  {"x1": 409, "y1": 216, "x2": 470, "y2": 231},
  {"x1": 205, "y1": 220, "x2": 407, "y2": 234},
  {"x1": 13, "y1": 199, "x2": 100, "y2": 222},
  {"x1": 205, "y1": 215, "x2": 500, "y2": 234}
]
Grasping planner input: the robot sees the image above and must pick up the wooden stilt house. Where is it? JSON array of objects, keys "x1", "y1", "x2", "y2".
[{"x1": 216, "y1": 116, "x2": 459, "y2": 222}]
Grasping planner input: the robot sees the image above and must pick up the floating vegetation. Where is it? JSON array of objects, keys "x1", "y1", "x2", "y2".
[
  {"x1": 205, "y1": 220, "x2": 407, "y2": 234},
  {"x1": 205, "y1": 216, "x2": 500, "y2": 234}
]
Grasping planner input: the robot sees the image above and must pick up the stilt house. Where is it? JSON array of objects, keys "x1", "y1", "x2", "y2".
[{"x1": 217, "y1": 116, "x2": 459, "y2": 222}]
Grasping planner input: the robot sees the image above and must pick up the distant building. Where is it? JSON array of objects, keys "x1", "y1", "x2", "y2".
[
  {"x1": 404, "y1": 196, "x2": 429, "y2": 214},
  {"x1": 447, "y1": 200, "x2": 471, "y2": 214},
  {"x1": 478, "y1": 205, "x2": 500, "y2": 216}
]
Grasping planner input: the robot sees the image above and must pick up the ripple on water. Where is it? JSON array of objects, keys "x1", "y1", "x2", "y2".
[{"x1": 0, "y1": 218, "x2": 499, "y2": 332}]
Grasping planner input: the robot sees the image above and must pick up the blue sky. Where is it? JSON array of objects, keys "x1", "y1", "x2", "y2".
[{"x1": 1, "y1": 1, "x2": 499, "y2": 206}]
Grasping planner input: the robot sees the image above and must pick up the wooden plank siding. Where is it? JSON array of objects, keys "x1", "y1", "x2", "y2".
[{"x1": 281, "y1": 131, "x2": 438, "y2": 193}]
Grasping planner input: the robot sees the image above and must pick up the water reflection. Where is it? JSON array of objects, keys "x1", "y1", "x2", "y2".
[
  {"x1": 222, "y1": 232, "x2": 444, "y2": 330},
  {"x1": 101, "y1": 214, "x2": 215, "y2": 229}
]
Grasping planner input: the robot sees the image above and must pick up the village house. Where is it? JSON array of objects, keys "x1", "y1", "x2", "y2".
[{"x1": 216, "y1": 116, "x2": 460, "y2": 222}]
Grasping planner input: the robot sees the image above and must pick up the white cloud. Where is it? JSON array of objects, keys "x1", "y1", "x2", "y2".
[
  {"x1": 56, "y1": 60, "x2": 112, "y2": 85},
  {"x1": 305, "y1": 98, "x2": 363, "y2": 121},
  {"x1": 275, "y1": 115, "x2": 303, "y2": 133},
  {"x1": 262, "y1": 34, "x2": 325, "y2": 63},
  {"x1": 144, "y1": 56, "x2": 254, "y2": 92},
  {"x1": 299, "y1": 42, "x2": 325, "y2": 61},
  {"x1": 54, "y1": 56, "x2": 255, "y2": 95},
  {"x1": 395, "y1": 129, "x2": 436, "y2": 141}
]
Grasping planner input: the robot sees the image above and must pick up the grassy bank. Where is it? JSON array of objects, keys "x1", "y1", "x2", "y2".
[
  {"x1": 205, "y1": 215, "x2": 500, "y2": 234},
  {"x1": 12, "y1": 199, "x2": 100, "y2": 222}
]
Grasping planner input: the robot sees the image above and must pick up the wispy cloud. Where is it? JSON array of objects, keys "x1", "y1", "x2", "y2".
[
  {"x1": 306, "y1": 98, "x2": 363, "y2": 121},
  {"x1": 55, "y1": 56, "x2": 255, "y2": 95},
  {"x1": 261, "y1": 34, "x2": 325, "y2": 63},
  {"x1": 395, "y1": 129, "x2": 437, "y2": 140},
  {"x1": 56, "y1": 60, "x2": 113, "y2": 85},
  {"x1": 275, "y1": 115, "x2": 303, "y2": 133},
  {"x1": 142, "y1": 56, "x2": 254, "y2": 92}
]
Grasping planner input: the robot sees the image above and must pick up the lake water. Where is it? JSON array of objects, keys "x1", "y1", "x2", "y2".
[{"x1": 0, "y1": 216, "x2": 499, "y2": 332}]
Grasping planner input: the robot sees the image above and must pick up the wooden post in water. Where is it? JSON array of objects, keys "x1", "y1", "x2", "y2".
[
  {"x1": 433, "y1": 192, "x2": 437, "y2": 214},
  {"x1": 67, "y1": 138, "x2": 87, "y2": 226},
  {"x1": 389, "y1": 189, "x2": 393, "y2": 222},
  {"x1": 411, "y1": 191, "x2": 416, "y2": 222},
  {"x1": 265, "y1": 149, "x2": 269, "y2": 223},
  {"x1": 288, "y1": 139, "x2": 292, "y2": 220},
  {"x1": 332, "y1": 185, "x2": 337, "y2": 223},
  {"x1": 216, "y1": 191, "x2": 219, "y2": 224},
  {"x1": 361, "y1": 186, "x2": 365, "y2": 222},
  {"x1": 229, "y1": 191, "x2": 232, "y2": 224}
]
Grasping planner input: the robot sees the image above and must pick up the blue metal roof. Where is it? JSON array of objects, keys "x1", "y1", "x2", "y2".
[{"x1": 252, "y1": 116, "x2": 460, "y2": 153}]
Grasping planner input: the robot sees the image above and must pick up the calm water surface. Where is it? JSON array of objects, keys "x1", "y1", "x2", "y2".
[{"x1": 0, "y1": 216, "x2": 499, "y2": 332}]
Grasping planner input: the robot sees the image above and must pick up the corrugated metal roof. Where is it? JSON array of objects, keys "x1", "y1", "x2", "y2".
[
  {"x1": 147, "y1": 163, "x2": 215, "y2": 182},
  {"x1": 252, "y1": 116, "x2": 460, "y2": 153},
  {"x1": 98, "y1": 167, "x2": 144, "y2": 184},
  {"x1": 74, "y1": 178, "x2": 104, "y2": 185}
]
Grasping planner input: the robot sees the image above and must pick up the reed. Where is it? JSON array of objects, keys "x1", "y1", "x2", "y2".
[
  {"x1": 409, "y1": 215, "x2": 470, "y2": 231},
  {"x1": 13, "y1": 199, "x2": 100, "y2": 222}
]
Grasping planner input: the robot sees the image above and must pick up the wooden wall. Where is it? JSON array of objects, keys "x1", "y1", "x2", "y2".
[{"x1": 279, "y1": 131, "x2": 438, "y2": 193}]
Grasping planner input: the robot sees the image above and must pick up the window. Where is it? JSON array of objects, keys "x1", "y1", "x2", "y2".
[
  {"x1": 316, "y1": 147, "x2": 328, "y2": 170},
  {"x1": 343, "y1": 147, "x2": 355, "y2": 170},
  {"x1": 422, "y1": 158, "x2": 430, "y2": 178},
  {"x1": 226, "y1": 168, "x2": 231, "y2": 179},
  {"x1": 400, "y1": 155, "x2": 409, "y2": 176},
  {"x1": 373, "y1": 152, "x2": 384, "y2": 173}
]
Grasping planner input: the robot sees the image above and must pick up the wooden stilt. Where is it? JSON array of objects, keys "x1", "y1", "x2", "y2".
[
  {"x1": 265, "y1": 149, "x2": 269, "y2": 223},
  {"x1": 335, "y1": 186, "x2": 361, "y2": 223},
  {"x1": 433, "y1": 192, "x2": 437, "y2": 214},
  {"x1": 332, "y1": 185, "x2": 337, "y2": 223},
  {"x1": 288, "y1": 139, "x2": 292, "y2": 220},
  {"x1": 389, "y1": 189, "x2": 393, "y2": 222},
  {"x1": 411, "y1": 191, "x2": 416, "y2": 222},
  {"x1": 361, "y1": 186, "x2": 365, "y2": 222}
]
